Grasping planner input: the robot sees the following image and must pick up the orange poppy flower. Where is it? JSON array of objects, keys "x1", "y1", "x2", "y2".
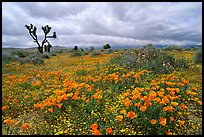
[
  {"x1": 155, "y1": 98, "x2": 161, "y2": 103},
  {"x1": 106, "y1": 127, "x2": 112, "y2": 134},
  {"x1": 186, "y1": 90, "x2": 191, "y2": 95},
  {"x1": 135, "y1": 102, "x2": 142, "y2": 108},
  {"x1": 34, "y1": 104, "x2": 40, "y2": 109},
  {"x1": 3, "y1": 117, "x2": 14, "y2": 125},
  {"x1": 121, "y1": 110, "x2": 127, "y2": 115},
  {"x1": 197, "y1": 101, "x2": 202, "y2": 105},
  {"x1": 140, "y1": 106, "x2": 147, "y2": 112},
  {"x1": 57, "y1": 103, "x2": 62, "y2": 109},
  {"x1": 22, "y1": 123, "x2": 29, "y2": 129},
  {"x1": 14, "y1": 121, "x2": 20, "y2": 126},
  {"x1": 180, "y1": 103, "x2": 187, "y2": 109},
  {"x1": 48, "y1": 108, "x2": 53, "y2": 113},
  {"x1": 151, "y1": 119, "x2": 157, "y2": 125},
  {"x1": 178, "y1": 112, "x2": 182, "y2": 117},
  {"x1": 191, "y1": 87, "x2": 197, "y2": 91},
  {"x1": 91, "y1": 123, "x2": 98, "y2": 130},
  {"x1": 2, "y1": 105, "x2": 8, "y2": 111},
  {"x1": 170, "y1": 116, "x2": 174, "y2": 122},
  {"x1": 171, "y1": 102, "x2": 178, "y2": 107},
  {"x1": 178, "y1": 120, "x2": 184, "y2": 126},
  {"x1": 167, "y1": 106, "x2": 173, "y2": 112},
  {"x1": 161, "y1": 96, "x2": 169, "y2": 105},
  {"x1": 190, "y1": 92, "x2": 196, "y2": 96},
  {"x1": 93, "y1": 129, "x2": 101, "y2": 135},
  {"x1": 163, "y1": 107, "x2": 167, "y2": 111},
  {"x1": 166, "y1": 131, "x2": 173, "y2": 135},
  {"x1": 160, "y1": 117, "x2": 167, "y2": 126},
  {"x1": 177, "y1": 83, "x2": 184, "y2": 87},
  {"x1": 127, "y1": 111, "x2": 137, "y2": 119},
  {"x1": 116, "y1": 115, "x2": 123, "y2": 122}
]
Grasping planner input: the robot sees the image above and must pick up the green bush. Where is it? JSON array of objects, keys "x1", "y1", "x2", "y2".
[
  {"x1": 90, "y1": 51, "x2": 101, "y2": 57},
  {"x1": 31, "y1": 57, "x2": 44, "y2": 65},
  {"x1": 70, "y1": 50, "x2": 83, "y2": 57},
  {"x1": 50, "y1": 52, "x2": 57, "y2": 56},
  {"x1": 193, "y1": 49, "x2": 202, "y2": 64},
  {"x1": 108, "y1": 44, "x2": 188, "y2": 74},
  {"x1": 39, "y1": 53, "x2": 51, "y2": 59},
  {"x1": 11, "y1": 50, "x2": 30, "y2": 58},
  {"x1": 2, "y1": 52, "x2": 19, "y2": 65},
  {"x1": 18, "y1": 57, "x2": 31, "y2": 65},
  {"x1": 163, "y1": 45, "x2": 183, "y2": 51}
]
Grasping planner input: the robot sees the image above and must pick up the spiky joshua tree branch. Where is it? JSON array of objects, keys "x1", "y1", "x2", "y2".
[{"x1": 25, "y1": 24, "x2": 57, "y2": 53}]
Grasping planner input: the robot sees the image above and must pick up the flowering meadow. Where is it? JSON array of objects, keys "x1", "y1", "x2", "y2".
[{"x1": 2, "y1": 48, "x2": 202, "y2": 135}]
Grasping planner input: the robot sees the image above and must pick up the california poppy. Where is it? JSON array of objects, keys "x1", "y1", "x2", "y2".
[
  {"x1": 116, "y1": 115, "x2": 123, "y2": 122},
  {"x1": 160, "y1": 117, "x2": 167, "y2": 126},
  {"x1": 106, "y1": 127, "x2": 112, "y2": 134},
  {"x1": 91, "y1": 123, "x2": 98, "y2": 130},
  {"x1": 151, "y1": 119, "x2": 157, "y2": 125},
  {"x1": 22, "y1": 123, "x2": 29, "y2": 129},
  {"x1": 127, "y1": 111, "x2": 137, "y2": 119},
  {"x1": 140, "y1": 106, "x2": 147, "y2": 112}
]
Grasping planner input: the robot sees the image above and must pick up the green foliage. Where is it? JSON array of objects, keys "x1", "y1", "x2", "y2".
[
  {"x1": 39, "y1": 53, "x2": 51, "y2": 59},
  {"x1": 163, "y1": 45, "x2": 183, "y2": 51},
  {"x1": 50, "y1": 52, "x2": 57, "y2": 56},
  {"x1": 193, "y1": 49, "x2": 202, "y2": 64},
  {"x1": 103, "y1": 44, "x2": 111, "y2": 49},
  {"x1": 18, "y1": 57, "x2": 31, "y2": 65},
  {"x1": 70, "y1": 50, "x2": 83, "y2": 57},
  {"x1": 90, "y1": 51, "x2": 101, "y2": 57},
  {"x1": 11, "y1": 50, "x2": 30, "y2": 58},
  {"x1": 31, "y1": 57, "x2": 44, "y2": 65},
  {"x1": 108, "y1": 44, "x2": 188, "y2": 74}
]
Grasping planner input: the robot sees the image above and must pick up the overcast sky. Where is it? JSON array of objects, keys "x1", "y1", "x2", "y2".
[{"x1": 2, "y1": 2, "x2": 202, "y2": 48}]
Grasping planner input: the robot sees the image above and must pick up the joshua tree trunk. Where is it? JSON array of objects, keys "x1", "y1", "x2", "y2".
[{"x1": 25, "y1": 24, "x2": 57, "y2": 53}]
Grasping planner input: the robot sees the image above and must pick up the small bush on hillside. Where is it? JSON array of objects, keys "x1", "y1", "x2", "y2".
[
  {"x1": 163, "y1": 45, "x2": 183, "y2": 51},
  {"x1": 193, "y1": 49, "x2": 202, "y2": 64},
  {"x1": 70, "y1": 50, "x2": 83, "y2": 57},
  {"x1": 90, "y1": 51, "x2": 101, "y2": 57},
  {"x1": 11, "y1": 50, "x2": 30, "y2": 58},
  {"x1": 39, "y1": 52, "x2": 51, "y2": 59},
  {"x1": 31, "y1": 57, "x2": 44, "y2": 65},
  {"x1": 50, "y1": 52, "x2": 57, "y2": 56},
  {"x1": 18, "y1": 57, "x2": 31, "y2": 65}
]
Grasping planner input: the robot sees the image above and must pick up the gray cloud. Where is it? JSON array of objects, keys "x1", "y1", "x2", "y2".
[{"x1": 2, "y1": 2, "x2": 202, "y2": 48}]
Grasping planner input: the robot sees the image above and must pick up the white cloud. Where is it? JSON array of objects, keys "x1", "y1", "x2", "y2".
[{"x1": 2, "y1": 2, "x2": 202, "y2": 48}]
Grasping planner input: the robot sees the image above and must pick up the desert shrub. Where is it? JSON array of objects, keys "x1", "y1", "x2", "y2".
[
  {"x1": 29, "y1": 51, "x2": 42, "y2": 59},
  {"x1": 174, "y1": 57, "x2": 189, "y2": 69},
  {"x1": 163, "y1": 45, "x2": 183, "y2": 51},
  {"x1": 2, "y1": 52, "x2": 19, "y2": 65},
  {"x1": 193, "y1": 49, "x2": 202, "y2": 64},
  {"x1": 11, "y1": 50, "x2": 30, "y2": 58},
  {"x1": 39, "y1": 52, "x2": 51, "y2": 59},
  {"x1": 84, "y1": 51, "x2": 89, "y2": 55},
  {"x1": 31, "y1": 57, "x2": 44, "y2": 65},
  {"x1": 50, "y1": 52, "x2": 57, "y2": 56},
  {"x1": 147, "y1": 53, "x2": 175, "y2": 74},
  {"x1": 90, "y1": 51, "x2": 101, "y2": 57},
  {"x1": 18, "y1": 57, "x2": 31, "y2": 65},
  {"x1": 108, "y1": 44, "x2": 188, "y2": 74},
  {"x1": 103, "y1": 49, "x2": 113, "y2": 54},
  {"x1": 70, "y1": 50, "x2": 83, "y2": 57}
]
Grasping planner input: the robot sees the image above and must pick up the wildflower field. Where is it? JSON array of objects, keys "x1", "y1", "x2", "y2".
[{"x1": 2, "y1": 46, "x2": 202, "y2": 135}]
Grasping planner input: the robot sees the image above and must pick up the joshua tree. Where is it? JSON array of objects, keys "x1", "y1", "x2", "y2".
[{"x1": 25, "y1": 24, "x2": 57, "y2": 53}]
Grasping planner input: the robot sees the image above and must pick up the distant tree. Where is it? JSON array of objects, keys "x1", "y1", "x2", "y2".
[
  {"x1": 89, "y1": 46, "x2": 95, "y2": 51},
  {"x1": 74, "y1": 45, "x2": 78, "y2": 50},
  {"x1": 103, "y1": 44, "x2": 111, "y2": 49},
  {"x1": 25, "y1": 24, "x2": 57, "y2": 53}
]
